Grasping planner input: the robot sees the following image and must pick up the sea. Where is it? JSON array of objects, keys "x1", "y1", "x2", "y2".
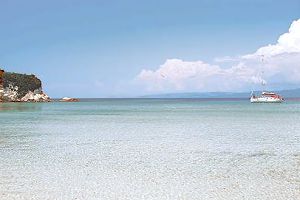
[{"x1": 0, "y1": 99, "x2": 299, "y2": 200}]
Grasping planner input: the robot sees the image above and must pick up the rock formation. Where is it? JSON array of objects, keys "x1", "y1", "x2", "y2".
[
  {"x1": 0, "y1": 69, "x2": 51, "y2": 102},
  {"x1": 59, "y1": 97, "x2": 79, "y2": 102},
  {"x1": 20, "y1": 90, "x2": 50, "y2": 102}
]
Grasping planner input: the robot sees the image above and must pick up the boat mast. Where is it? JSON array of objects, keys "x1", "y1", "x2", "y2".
[{"x1": 260, "y1": 55, "x2": 266, "y2": 92}]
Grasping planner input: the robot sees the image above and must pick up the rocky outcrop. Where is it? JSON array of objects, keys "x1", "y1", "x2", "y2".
[
  {"x1": 20, "y1": 90, "x2": 50, "y2": 102},
  {"x1": 3, "y1": 84, "x2": 19, "y2": 101},
  {"x1": 0, "y1": 69, "x2": 51, "y2": 102},
  {"x1": 59, "y1": 97, "x2": 79, "y2": 102}
]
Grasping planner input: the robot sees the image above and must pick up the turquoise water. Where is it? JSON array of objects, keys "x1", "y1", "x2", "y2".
[{"x1": 0, "y1": 99, "x2": 300, "y2": 199}]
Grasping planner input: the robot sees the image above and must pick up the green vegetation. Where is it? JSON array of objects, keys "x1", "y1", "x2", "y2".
[{"x1": 3, "y1": 72, "x2": 42, "y2": 98}]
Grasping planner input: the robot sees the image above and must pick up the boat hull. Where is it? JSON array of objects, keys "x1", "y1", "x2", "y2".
[{"x1": 250, "y1": 97, "x2": 283, "y2": 103}]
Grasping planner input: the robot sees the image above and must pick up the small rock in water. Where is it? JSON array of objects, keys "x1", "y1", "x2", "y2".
[{"x1": 59, "y1": 97, "x2": 79, "y2": 102}]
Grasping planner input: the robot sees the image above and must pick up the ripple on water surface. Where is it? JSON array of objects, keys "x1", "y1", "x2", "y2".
[{"x1": 0, "y1": 100, "x2": 300, "y2": 199}]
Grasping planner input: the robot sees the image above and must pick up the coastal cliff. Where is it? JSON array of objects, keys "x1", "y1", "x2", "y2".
[{"x1": 0, "y1": 69, "x2": 50, "y2": 102}]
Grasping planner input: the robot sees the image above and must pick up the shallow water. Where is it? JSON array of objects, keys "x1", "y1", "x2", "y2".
[{"x1": 0, "y1": 99, "x2": 299, "y2": 199}]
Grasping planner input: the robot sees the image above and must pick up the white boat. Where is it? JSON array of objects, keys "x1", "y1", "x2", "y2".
[
  {"x1": 250, "y1": 55, "x2": 284, "y2": 103},
  {"x1": 250, "y1": 91, "x2": 284, "y2": 103}
]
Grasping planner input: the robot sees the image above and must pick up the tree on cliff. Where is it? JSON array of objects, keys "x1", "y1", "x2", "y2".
[{"x1": 3, "y1": 72, "x2": 42, "y2": 98}]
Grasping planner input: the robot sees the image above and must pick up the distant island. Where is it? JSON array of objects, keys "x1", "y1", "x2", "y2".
[
  {"x1": 142, "y1": 89, "x2": 300, "y2": 99},
  {"x1": 0, "y1": 69, "x2": 50, "y2": 102}
]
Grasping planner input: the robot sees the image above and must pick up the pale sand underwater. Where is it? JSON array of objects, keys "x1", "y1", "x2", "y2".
[{"x1": 0, "y1": 99, "x2": 299, "y2": 200}]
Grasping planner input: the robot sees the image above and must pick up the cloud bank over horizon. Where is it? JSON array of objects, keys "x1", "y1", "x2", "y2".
[{"x1": 136, "y1": 19, "x2": 300, "y2": 93}]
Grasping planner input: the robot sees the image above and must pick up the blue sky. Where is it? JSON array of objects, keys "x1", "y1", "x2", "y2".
[{"x1": 0, "y1": 0, "x2": 300, "y2": 97}]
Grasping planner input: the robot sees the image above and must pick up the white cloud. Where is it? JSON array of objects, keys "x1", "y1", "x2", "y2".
[
  {"x1": 214, "y1": 56, "x2": 239, "y2": 63},
  {"x1": 137, "y1": 59, "x2": 220, "y2": 91},
  {"x1": 136, "y1": 19, "x2": 300, "y2": 92},
  {"x1": 246, "y1": 19, "x2": 300, "y2": 58},
  {"x1": 137, "y1": 59, "x2": 259, "y2": 92}
]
